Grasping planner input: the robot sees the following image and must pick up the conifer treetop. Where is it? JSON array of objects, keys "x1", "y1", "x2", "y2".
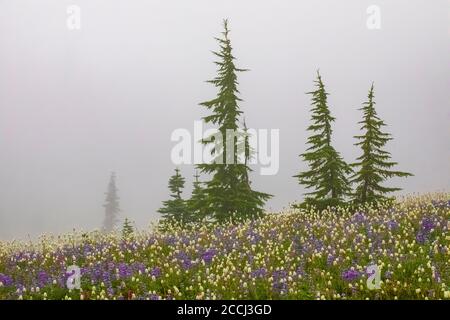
[{"x1": 200, "y1": 19, "x2": 247, "y2": 131}]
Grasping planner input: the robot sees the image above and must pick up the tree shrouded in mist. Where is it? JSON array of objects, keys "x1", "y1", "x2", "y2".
[
  {"x1": 103, "y1": 172, "x2": 120, "y2": 232},
  {"x1": 197, "y1": 19, "x2": 271, "y2": 222},
  {"x1": 294, "y1": 71, "x2": 352, "y2": 209},
  {"x1": 351, "y1": 84, "x2": 412, "y2": 204},
  {"x1": 158, "y1": 168, "x2": 189, "y2": 223}
]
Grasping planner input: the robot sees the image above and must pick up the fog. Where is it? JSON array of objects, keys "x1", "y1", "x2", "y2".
[{"x1": 0, "y1": 0, "x2": 449, "y2": 240}]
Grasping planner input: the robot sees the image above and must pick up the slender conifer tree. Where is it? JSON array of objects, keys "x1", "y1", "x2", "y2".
[
  {"x1": 103, "y1": 172, "x2": 120, "y2": 232},
  {"x1": 294, "y1": 71, "x2": 352, "y2": 209},
  {"x1": 158, "y1": 168, "x2": 189, "y2": 223},
  {"x1": 351, "y1": 84, "x2": 412, "y2": 204},
  {"x1": 186, "y1": 171, "x2": 208, "y2": 222},
  {"x1": 197, "y1": 20, "x2": 271, "y2": 222},
  {"x1": 121, "y1": 218, "x2": 134, "y2": 239}
]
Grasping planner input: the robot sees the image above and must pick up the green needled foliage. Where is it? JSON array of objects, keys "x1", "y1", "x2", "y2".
[
  {"x1": 186, "y1": 171, "x2": 208, "y2": 222},
  {"x1": 121, "y1": 218, "x2": 134, "y2": 239},
  {"x1": 197, "y1": 19, "x2": 271, "y2": 222},
  {"x1": 294, "y1": 71, "x2": 352, "y2": 209},
  {"x1": 158, "y1": 168, "x2": 189, "y2": 223},
  {"x1": 351, "y1": 84, "x2": 412, "y2": 204}
]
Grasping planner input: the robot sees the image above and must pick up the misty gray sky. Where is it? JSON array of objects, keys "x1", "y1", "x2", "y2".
[{"x1": 0, "y1": 0, "x2": 449, "y2": 240}]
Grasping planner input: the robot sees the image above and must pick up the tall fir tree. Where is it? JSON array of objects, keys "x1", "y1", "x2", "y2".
[
  {"x1": 186, "y1": 171, "x2": 208, "y2": 222},
  {"x1": 294, "y1": 71, "x2": 352, "y2": 209},
  {"x1": 351, "y1": 84, "x2": 412, "y2": 204},
  {"x1": 158, "y1": 168, "x2": 189, "y2": 223},
  {"x1": 103, "y1": 172, "x2": 120, "y2": 232},
  {"x1": 197, "y1": 20, "x2": 271, "y2": 222}
]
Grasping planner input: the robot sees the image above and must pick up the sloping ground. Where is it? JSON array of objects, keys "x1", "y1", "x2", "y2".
[{"x1": 0, "y1": 194, "x2": 449, "y2": 300}]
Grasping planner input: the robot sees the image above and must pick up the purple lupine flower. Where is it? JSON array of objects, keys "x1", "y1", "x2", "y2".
[
  {"x1": 0, "y1": 273, "x2": 13, "y2": 287},
  {"x1": 201, "y1": 249, "x2": 216, "y2": 264},
  {"x1": 352, "y1": 212, "x2": 366, "y2": 224},
  {"x1": 106, "y1": 286, "x2": 115, "y2": 296},
  {"x1": 164, "y1": 236, "x2": 177, "y2": 246},
  {"x1": 16, "y1": 284, "x2": 26, "y2": 294},
  {"x1": 37, "y1": 271, "x2": 50, "y2": 287},
  {"x1": 310, "y1": 236, "x2": 324, "y2": 251},
  {"x1": 107, "y1": 262, "x2": 115, "y2": 271},
  {"x1": 431, "y1": 200, "x2": 450, "y2": 209},
  {"x1": 118, "y1": 263, "x2": 132, "y2": 278},
  {"x1": 272, "y1": 270, "x2": 288, "y2": 295},
  {"x1": 132, "y1": 262, "x2": 146, "y2": 274},
  {"x1": 246, "y1": 229, "x2": 262, "y2": 244},
  {"x1": 146, "y1": 237, "x2": 156, "y2": 246},
  {"x1": 102, "y1": 271, "x2": 111, "y2": 284},
  {"x1": 180, "y1": 235, "x2": 191, "y2": 246},
  {"x1": 176, "y1": 251, "x2": 193, "y2": 270},
  {"x1": 387, "y1": 220, "x2": 399, "y2": 230},
  {"x1": 342, "y1": 269, "x2": 360, "y2": 281},
  {"x1": 416, "y1": 231, "x2": 426, "y2": 245},
  {"x1": 432, "y1": 267, "x2": 441, "y2": 283},
  {"x1": 326, "y1": 254, "x2": 335, "y2": 266},
  {"x1": 295, "y1": 266, "x2": 305, "y2": 278},
  {"x1": 251, "y1": 268, "x2": 267, "y2": 278},
  {"x1": 150, "y1": 267, "x2": 161, "y2": 278},
  {"x1": 91, "y1": 264, "x2": 103, "y2": 282},
  {"x1": 421, "y1": 217, "x2": 434, "y2": 233}
]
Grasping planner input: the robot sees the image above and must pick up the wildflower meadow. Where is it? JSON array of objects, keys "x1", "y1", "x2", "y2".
[{"x1": 0, "y1": 194, "x2": 449, "y2": 300}]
